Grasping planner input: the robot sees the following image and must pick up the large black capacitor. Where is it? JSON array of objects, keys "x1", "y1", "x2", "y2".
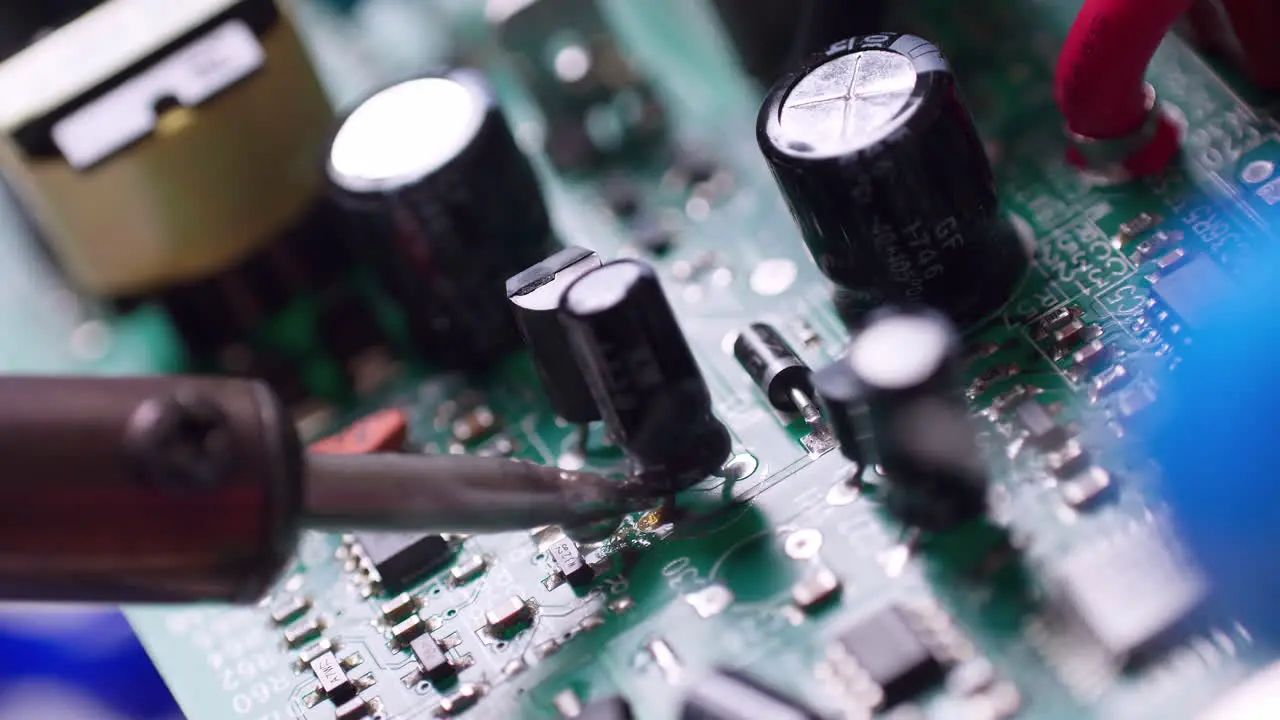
[
  {"x1": 507, "y1": 247, "x2": 603, "y2": 424},
  {"x1": 560, "y1": 260, "x2": 731, "y2": 493},
  {"x1": 709, "y1": 0, "x2": 888, "y2": 84},
  {"x1": 844, "y1": 308, "x2": 988, "y2": 530},
  {"x1": 757, "y1": 34, "x2": 1027, "y2": 326},
  {"x1": 327, "y1": 71, "x2": 560, "y2": 368}
]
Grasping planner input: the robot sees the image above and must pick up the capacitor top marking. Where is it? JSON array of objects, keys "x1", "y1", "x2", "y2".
[
  {"x1": 776, "y1": 50, "x2": 920, "y2": 156},
  {"x1": 328, "y1": 78, "x2": 485, "y2": 192},
  {"x1": 758, "y1": 33, "x2": 1027, "y2": 326}
]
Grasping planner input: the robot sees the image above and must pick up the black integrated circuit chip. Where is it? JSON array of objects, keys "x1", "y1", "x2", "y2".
[
  {"x1": 1149, "y1": 254, "x2": 1231, "y2": 331},
  {"x1": 1051, "y1": 527, "x2": 1206, "y2": 666},
  {"x1": 355, "y1": 533, "x2": 452, "y2": 593},
  {"x1": 409, "y1": 633, "x2": 456, "y2": 683},
  {"x1": 835, "y1": 605, "x2": 946, "y2": 707}
]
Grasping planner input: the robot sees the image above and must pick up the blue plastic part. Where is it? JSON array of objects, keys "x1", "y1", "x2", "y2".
[
  {"x1": 1144, "y1": 245, "x2": 1280, "y2": 647},
  {"x1": 0, "y1": 610, "x2": 179, "y2": 719}
]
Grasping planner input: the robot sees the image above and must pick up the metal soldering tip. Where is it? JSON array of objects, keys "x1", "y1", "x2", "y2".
[{"x1": 301, "y1": 452, "x2": 649, "y2": 534}]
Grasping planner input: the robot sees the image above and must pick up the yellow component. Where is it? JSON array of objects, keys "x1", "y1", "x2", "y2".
[
  {"x1": 636, "y1": 509, "x2": 666, "y2": 532},
  {"x1": 0, "y1": 1, "x2": 333, "y2": 298},
  {"x1": 154, "y1": 106, "x2": 197, "y2": 139}
]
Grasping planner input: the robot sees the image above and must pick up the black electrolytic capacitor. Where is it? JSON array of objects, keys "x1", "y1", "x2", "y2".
[
  {"x1": 757, "y1": 34, "x2": 1026, "y2": 326},
  {"x1": 733, "y1": 323, "x2": 819, "y2": 422},
  {"x1": 811, "y1": 355, "x2": 865, "y2": 466},
  {"x1": 327, "y1": 71, "x2": 560, "y2": 368},
  {"x1": 844, "y1": 308, "x2": 988, "y2": 529},
  {"x1": 560, "y1": 260, "x2": 731, "y2": 493},
  {"x1": 709, "y1": 0, "x2": 888, "y2": 84},
  {"x1": 508, "y1": 247, "x2": 604, "y2": 424}
]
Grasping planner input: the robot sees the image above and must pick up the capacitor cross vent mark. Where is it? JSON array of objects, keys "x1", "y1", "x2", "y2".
[{"x1": 757, "y1": 33, "x2": 1027, "y2": 326}]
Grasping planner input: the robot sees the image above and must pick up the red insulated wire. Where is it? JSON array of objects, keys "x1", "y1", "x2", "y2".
[{"x1": 1055, "y1": 0, "x2": 1194, "y2": 175}]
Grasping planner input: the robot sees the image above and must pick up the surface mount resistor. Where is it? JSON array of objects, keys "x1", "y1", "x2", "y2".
[{"x1": 733, "y1": 323, "x2": 820, "y2": 423}]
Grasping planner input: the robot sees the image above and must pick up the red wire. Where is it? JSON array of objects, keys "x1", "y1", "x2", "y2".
[{"x1": 1055, "y1": 0, "x2": 1193, "y2": 175}]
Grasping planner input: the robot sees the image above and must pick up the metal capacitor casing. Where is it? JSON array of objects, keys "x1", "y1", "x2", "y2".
[
  {"x1": 757, "y1": 33, "x2": 1026, "y2": 326},
  {"x1": 0, "y1": 376, "x2": 301, "y2": 604},
  {"x1": 507, "y1": 246, "x2": 604, "y2": 424},
  {"x1": 846, "y1": 308, "x2": 988, "y2": 529},
  {"x1": 733, "y1": 323, "x2": 813, "y2": 412},
  {"x1": 560, "y1": 260, "x2": 731, "y2": 492},
  {"x1": 327, "y1": 70, "x2": 560, "y2": 368}
]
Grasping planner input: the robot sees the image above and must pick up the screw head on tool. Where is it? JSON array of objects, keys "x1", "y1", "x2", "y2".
[{"x1": 125, "y1": 393, "x2": 237, "y2": 491}]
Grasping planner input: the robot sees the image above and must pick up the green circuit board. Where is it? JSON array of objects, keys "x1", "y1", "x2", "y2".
[{"x1": 1, "y1": 0, "x2": 1278, "y2": 718}]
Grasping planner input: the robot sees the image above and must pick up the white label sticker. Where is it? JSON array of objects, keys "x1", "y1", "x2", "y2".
[{"x1": 52, "y1": 19, "x2": 264, "y2": 170}]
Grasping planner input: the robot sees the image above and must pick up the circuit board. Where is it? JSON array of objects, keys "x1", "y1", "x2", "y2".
[{"x1": 3, "y1": 0, "x2": 1279, "y2": 718}]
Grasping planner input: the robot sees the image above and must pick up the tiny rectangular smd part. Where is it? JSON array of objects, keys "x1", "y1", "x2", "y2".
[
  {"x1": 334, "y1": 696, "x2": 371, "y2": 720},
  {"x1": 486, "y1": 596, "x2": 533, "y2": 635},
  {"x1": 380, "y1": 593, "x2": 419, "y2": 624},
  {"x1": 269, "y1": 596, "x2": 311, "y2": 626},
  {"x1": 450, "y1": 555, "x2": 487, "y2": 586},
  {"x1": 354, "y1": 533, "x2": 451, "y2": 593},
  {"x1": 791, "y1": 567, "x2": 841, "y2": 612},
  {"x1": 310, "y1": 651, "x2": 356, "y2": 705},
  {"x1": 391, "y1": 615, "x2": 427, "y2": 648},
  {"x1": 1148, "y1": 254, "x2": 1232, "y2": 332},
  {"x1": 284, "y1": 618, "x2": 325, "y2": 649},
  {"x1": 548, "y1": 537, "x2": 595, "y2": 588},
  {"x1": 410, "y1": 633, "x2": 456, "y2": 683},
  {"x1": 1050, "y1": 527, "x2": 1206, "y2": 666},
  {"x1": 834, "y1": 606, "x2": 946, "y2": 707},
  {"x1": 438, "y1": 684, "x2": 485, "y2": 717},
  {"x1": 1012, "y1": 399, "x2": 1068, "y2": 451}
]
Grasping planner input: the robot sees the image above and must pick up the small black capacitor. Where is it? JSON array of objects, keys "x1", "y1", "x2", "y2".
[
  {"x1": 560, "y1": 260, "x2": 731, "y2": 493},
  {"x1": 811, "y1": 355, "x2": 865, "y2": 466},
  {"x1": 845, "y1": 308, "x2": 988, "y2": 529},
  {"x1": 507, "y1": 247, "x2": 603, "y2": 424},
  {"x1": 757, "y1": 34, "x2": 1027, "y2": 326},
  {"x1": 733, "y1": 323, "x2": 819, "y2": 422},
  {"x1": 327, "y1": 71, "x2": 560, "y2": 368}
]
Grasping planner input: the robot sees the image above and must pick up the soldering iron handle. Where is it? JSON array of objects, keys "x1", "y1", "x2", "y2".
[{"x1": 0, "y1": 376, "x2": 303, "y2": 604}]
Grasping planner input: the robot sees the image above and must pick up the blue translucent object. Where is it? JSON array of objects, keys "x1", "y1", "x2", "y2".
[
  {"x1": 1146, "y1": 244, "x2": 1280, "y2": 645},
  {"x1": 0, "y1": 609, "x2": 179, "y2": 719}
]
